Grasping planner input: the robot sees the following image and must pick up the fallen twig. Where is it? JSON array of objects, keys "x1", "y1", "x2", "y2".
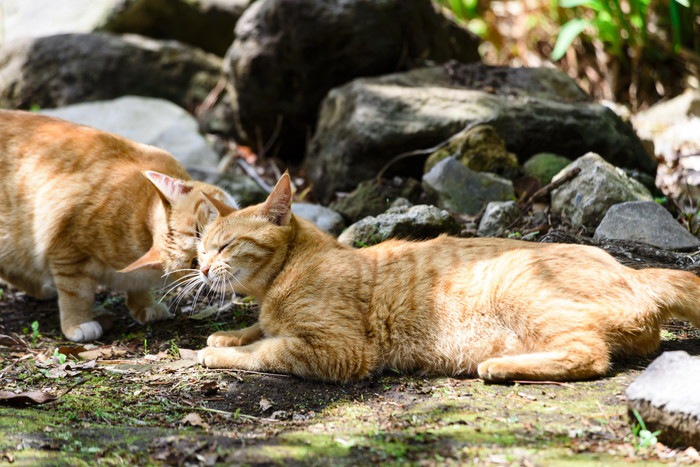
[
  {"x1": 236, "y1": 158, "x2": 273, "y2": 193},
  {"x1": 512, "y1": 380, "x2": 577, "y2": 389},
  {"x1": 518, "y1": 167, "x2": 581, "y2": 213}
]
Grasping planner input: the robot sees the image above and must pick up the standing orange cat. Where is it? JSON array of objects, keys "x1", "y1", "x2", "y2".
[
  {"x1": 0, "y1": 110, "x2": 236, "y2": 342},
  {"x1": 195, "y1": 174, "x2": 700, "y2": 382}
]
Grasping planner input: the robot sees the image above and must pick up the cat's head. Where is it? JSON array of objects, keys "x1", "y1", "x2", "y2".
[
  {"x1": 196, "y1": 172, "x2": 294, "y2": 298},
  {"x1": 121, "y1": 171, "x2": 239, "y2": 277}
]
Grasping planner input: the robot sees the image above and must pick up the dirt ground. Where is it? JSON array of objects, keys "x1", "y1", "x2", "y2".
[{"x1": 2, "y1": 235, "x2": 700, "y2": 466}]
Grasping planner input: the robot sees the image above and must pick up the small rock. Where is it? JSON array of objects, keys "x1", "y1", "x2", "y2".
[
  {"x1": 291, "y1": 203, "x2": 345, "y2": 236},
  {"x1": 626, "y1": 351, "x2": 700, "y2": 448},
  {"x1": 422, "y1": 157, "x2": 515, "y2": 216},
  {"x1": 550, "y1": 153, "x2": 653, "y2": 233},
  {"x1": 523, "y1": 153, "x2": 571, "y2": 186},
  {"x1": 424, "y1": 124, "x2": 519, "y2": 177},
  {"x1": 477, "y1": 201, "x2": 521, "y2": 237},
  {"x1": 330, "y1": 178, "x2": 423, "y2": 224},
  {"x1": 338, "y1": 205, "x2": 460, "y2": 248},
  {"x1": 594, "y1": 201, "x2": 700, "y2": 250},
  {"x1": 40, "y1": 96, "x2": 219, "y2": 170}
]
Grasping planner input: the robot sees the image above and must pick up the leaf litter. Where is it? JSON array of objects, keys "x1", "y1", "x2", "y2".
[{"x1": 0, "y1": 266, "x2": 699, "y2": 465}]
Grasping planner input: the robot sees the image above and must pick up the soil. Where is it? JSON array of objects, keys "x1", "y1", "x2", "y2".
[{"x1": 2, "y1": 234, "x2": 700, "y2": 466}]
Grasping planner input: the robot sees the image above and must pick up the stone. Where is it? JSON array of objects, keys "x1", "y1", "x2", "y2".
[
  {"x1": 187, "y1": 168, "x2": 269, "y2": 207},
  {"x1": 422, "y1": 157, "x2": 515, "y2": 216},
  {"x1": 523, "y1": 153, "x2": 572, "y2": 186},
  {"x1": 424, "y1": 124, "x2": 519, "y2": 177},
  {"x1": 291, "y1": 203, "x2": 345, "y2": 236},
  {"x1": 626, "y1": 351, "x2": 700, "y2": 448},
  {"x1": 40, "y1": 96, "x2": 219, "y2": 170},
  {"x1": 330, "y1": 178, "x2": 423, "y2": 224},
  {"x1": 2, "y1": 0, "x2": 250, "y2": 57},
  {"x1": 307, "y1": 63, "x2": 654, "y2": 202},
  {"x1": 0, "y1": 33, "x2": 221, "y2": 112},
  {"x1": 550, "y1": 153, "x2": 653, "y2": 233},
  {"x1": 337, "y1": 205, "x2": 460, "y2": 248},
  {"x1": 226, "y1": 0, "x2": 480, "y2": 160},
  {"x1": 594, "y1": 201, "x2": 700, "y2": 250},
  {"x1": 477, "y1": 201, "x2": 521, "y2": 238},
  {"x1": 101, "y1": 0, "x2": 251, "y2": 56}
]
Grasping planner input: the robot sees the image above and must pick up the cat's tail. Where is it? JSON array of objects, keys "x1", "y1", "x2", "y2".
[{"x1": 640, "y1": 268, "x2": 700, "y2": 328}]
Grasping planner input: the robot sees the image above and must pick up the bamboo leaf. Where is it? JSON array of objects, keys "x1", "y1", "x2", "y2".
[{"x1": 551, "y1": 18, "x2": 592, "y2": 60}]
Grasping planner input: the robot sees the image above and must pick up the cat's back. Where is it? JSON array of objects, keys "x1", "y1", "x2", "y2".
[{"x1": 0, "y1": 110, "x2": 188, "y2": 178}]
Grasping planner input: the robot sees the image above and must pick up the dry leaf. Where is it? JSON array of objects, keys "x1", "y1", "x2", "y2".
[
  {"x1": 180, "y1": 412, "x2": 210, "y2": 429},
  {"x1": 0, "y1": 334, "x2": 23, "y2": 348},
  {"x1": 77, "y1": 347, "x2": 127, "y2": 361},
  {"x1": 0, "y1": 390, "x2": 57, "y2": 406},
  {"x1": 259, "y1": 397, "x2": 274, "y2": 412}
]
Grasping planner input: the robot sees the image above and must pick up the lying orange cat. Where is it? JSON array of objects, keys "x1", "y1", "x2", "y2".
[
  {"x1": 195, "y1": 174, "x2": 700, "y2": 382},
  {"x1": 0, "y1": 110, "x2": 236, "y2": 342}
]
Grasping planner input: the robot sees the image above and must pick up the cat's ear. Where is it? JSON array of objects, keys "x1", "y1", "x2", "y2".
[
  {"x1": 202, "y1": 192, "x2": 237, "y2": 219},
  {"x1": 261, "y1": 172, "x2": 293, "y2": 226},
  {"x1": 144, "y1": 171, "x2": 192, "y2": 206},
  {"x1": 118, "y1": 245, "x2": 162, "y2": 273}
]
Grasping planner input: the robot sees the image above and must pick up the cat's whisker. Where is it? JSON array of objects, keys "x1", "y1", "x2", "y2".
[{"x1": 157, "y1": 273, "x2": 200, "y2": 302}]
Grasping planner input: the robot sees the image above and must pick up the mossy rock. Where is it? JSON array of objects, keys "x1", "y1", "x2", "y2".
[
  {"x1": 330, "y1": 177, "x2": 423, "y2": 224},
  {"x1": 424, "y1": 125, "x2": 519, "y2": 177},
  {"x1": 523, "y1": 152, "x2": 571, "y2": 185}
]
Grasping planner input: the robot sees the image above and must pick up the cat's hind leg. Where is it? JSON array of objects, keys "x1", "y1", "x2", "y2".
[
  {"x1": 126, "y1": 290, "x2": 173, "y2": 324},
  {"x1": 207, "y1": 322, "x2": 263, "y2": 347},
  {"x1": 477, "y1": 337, "x2": 610, "y2": 382}
]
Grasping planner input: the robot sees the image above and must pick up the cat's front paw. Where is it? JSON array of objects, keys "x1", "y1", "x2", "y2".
[
  {"x1": 65, "y1": 321, "x2": 103, "y2": 342},
  {"x1": 198, "y1": 347, "x2": 224, "y2": 368},
  {"x1": 207, "y1": 330, "x2": 250, "y2": 347},
  {"x1": 131, "y1": 303, "x2": 173, "y2": 324},
  {"x1": 477, "y1": 358, "x2": 514, "y2": 383}
]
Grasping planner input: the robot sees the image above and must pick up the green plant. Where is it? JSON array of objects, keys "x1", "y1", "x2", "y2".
[
  {"x1": 52, "y1": 348, "x2": 67, "y2": 365},
  {"x1": 434, "y1": 0, "x2": 488, "y2": 38},
  {"x1": 168, "y1": 340, "x2": 180, "y2": 358},
  {"x1": 551, "y1": 0, "x2": 652, "y2": 60},
  {"x1": 143, "y1": 338, "x2": 148, "y2": 356},
  {"x1": 630, "y1": 409, "x2": 661, "y2": 452},
  {"x1": 26, "y1": 320, "x2": 40, "y2": 344}
]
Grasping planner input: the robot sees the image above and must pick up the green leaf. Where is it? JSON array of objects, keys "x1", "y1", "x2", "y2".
[
  {"x1": 559, "y1": 0, "x2": 601, "y2": 8},
  {"x1": 551, "y1": 18, "x2": 592, "y2": 60},
  {"x1": 675, "y1": 0, "x2": 690, "y2": 7}
]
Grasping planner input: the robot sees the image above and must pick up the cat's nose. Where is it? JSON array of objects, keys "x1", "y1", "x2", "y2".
[{"x1": 200, "y1": 267, "x2": 210, "y2": 278}]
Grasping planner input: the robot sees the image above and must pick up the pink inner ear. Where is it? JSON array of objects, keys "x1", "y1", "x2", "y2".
[{"x1": 144, "y1": 171, "x2": 192, "y2": 204}]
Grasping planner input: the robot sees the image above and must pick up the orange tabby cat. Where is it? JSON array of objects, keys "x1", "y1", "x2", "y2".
[
  {"x1": 0, "y1": 110, "x2": 237, "y2": 342},
  {"x1": 195, "y1": 174, "x2": 700, "y2": 382}
]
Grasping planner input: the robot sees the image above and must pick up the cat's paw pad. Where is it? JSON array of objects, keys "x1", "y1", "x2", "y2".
[
  {"x1": 131, "y1": 303, "x2": 173, "y2": 324},
  {"x1": 207, "y1": 331, "x2": 244, "y2": 347},
  {"x1": 477, "y1": 358, "x2": 513, "y2": 383},
  {"x1": 65, "y1": 321, "x2": 103, "y2": 342}
]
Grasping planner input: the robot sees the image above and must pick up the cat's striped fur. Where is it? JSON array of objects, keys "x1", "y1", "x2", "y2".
[
  {"x1": 0, "y1": 110, "x2": 236, "y2": 342},
  {"x1": 197, "y1": 173, "x2": 700, "y2": 382}
]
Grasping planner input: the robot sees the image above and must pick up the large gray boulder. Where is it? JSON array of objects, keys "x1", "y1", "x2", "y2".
[
  {"x1": 594, "y1": 201, "x2": 700, "y2": 250},
  {"x1": 226, "y1": 0, "x2": 480, "y2": 160},
  {"x1": 2, "y1": 0, "x2": 250, "y2": 56},
  {"x1": 307, "y1": 63, "x2": 654, "y2": 203},
  {"x1": 0, "y1": 33, "x2": 222, "y2": 112},
  {"x1": 40, "y1": 96, "x2": 220, "y2": 170},
  {"x1": 626, "y1": 351, "x2": 700, "y2": 448},
  {"x1": 550, "y1": 153, "x2": 653, "y2": 233}
]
